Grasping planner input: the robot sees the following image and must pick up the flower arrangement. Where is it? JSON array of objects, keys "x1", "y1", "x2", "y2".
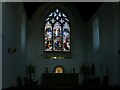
[
  {"x1": 80, "y1": 64, "x2": 90, "y2": 74},
  {"x1": 26, "y1": 62, "x2": 36, "y2": 80},
  {"x1": 80, "y1": 64, "x2": 90, "y2": 81}
]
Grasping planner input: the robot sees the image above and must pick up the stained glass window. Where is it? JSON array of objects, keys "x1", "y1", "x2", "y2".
[{"x1": 44, "y1": 8, "x2": 70, "y2": 52}]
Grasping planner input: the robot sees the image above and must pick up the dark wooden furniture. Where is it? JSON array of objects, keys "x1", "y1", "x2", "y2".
[{"x1": 41, "y1": 73, "x2": 79, "y2": 87}]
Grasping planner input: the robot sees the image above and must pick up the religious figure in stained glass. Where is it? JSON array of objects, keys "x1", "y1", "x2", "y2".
[{"x1": 44, "y1": 8, "x2": 70, "y2": 52}]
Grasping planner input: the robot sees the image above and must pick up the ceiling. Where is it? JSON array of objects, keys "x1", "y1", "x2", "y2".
[{"x1": 23, "y1": 2, "x2": 103, "y2": 22}]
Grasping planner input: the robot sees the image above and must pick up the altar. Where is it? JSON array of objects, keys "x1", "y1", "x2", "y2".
[{"x1": 41, "y1": 73, "x2": 79, "y2": 87}]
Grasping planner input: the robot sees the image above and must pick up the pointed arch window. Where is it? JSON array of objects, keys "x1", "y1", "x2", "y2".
[
  {"x1": 93, "y1": 17, "x2": 100, "y2": 51},
  {"x1": 44, "y1": 8, "x2": 70, "y2": 52}
]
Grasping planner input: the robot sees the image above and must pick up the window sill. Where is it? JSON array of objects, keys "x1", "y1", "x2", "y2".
[{"x1": 40, "y1": 52, "x2": 72, "y2": 59}]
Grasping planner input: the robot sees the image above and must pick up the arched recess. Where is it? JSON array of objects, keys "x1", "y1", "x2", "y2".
[
  {"x1": 21, "y1": 13, "x2": 26, "y2": 53},
  {"x1": 93, "y1": 17, "x2": 100, "y2": 51},
  {"x1": 34, "y1": 3, "x2": 74, "y2": 58}
]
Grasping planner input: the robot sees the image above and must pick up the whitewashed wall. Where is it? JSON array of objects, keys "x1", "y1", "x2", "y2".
[
  {"x1": 87, "y1": 2, "x2": 119, "y2": 86},
  {"x1": 2, "y1": 2, "x2": 28, "y2": 88}
]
